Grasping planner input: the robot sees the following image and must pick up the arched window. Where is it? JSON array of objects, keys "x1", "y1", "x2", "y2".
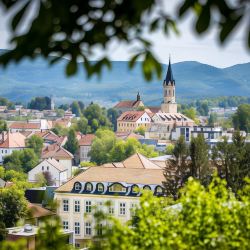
[
  {"x1": 143, "y1": 185, "x2": 151, "y2": 191},
  {"x1": 74, "y1": 182, "x2": 81, "y2": 191},
  {"x1": 131, "y1": 185, "x2": 139, "y2": 194},
  {"x1": 155, "y1": 186, "x2": 163, "y2": 194},
  {"x1": 109, "y1": 183, "x2": 126, "y2": 192},
  {"x1": 173, "y1": 90, "x2": 175, "y2": 96},
  {"x1": 97, "y1": 183, "x2": 104, "y2": 192},
  {"x1": 85, "y1": 182, "x2": 93, "y2": 192}
]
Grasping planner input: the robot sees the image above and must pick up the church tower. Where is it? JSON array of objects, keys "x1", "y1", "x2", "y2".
[{"x1": 161, "y1": 58, "x2": 177, "y2": 113}]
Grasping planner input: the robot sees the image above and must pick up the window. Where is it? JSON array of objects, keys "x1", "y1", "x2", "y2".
[
  {"x1": 109, "y1": 205, "x2": 114, "y2": 215},
  {"x1": 62, "y1": 221, "x2": 69, "y2": 230},
  {"x1": 85, "y1": 222, "x2": 92, "y2": 236},
  {"x1": 85, "y1": 201, "x2": 92, "y2": 213},
  {"x1": 109, "y1": 183, "x2": 126, "y2": 193},
  {"x1": 74, "y1": 222, "x2": 80, "y2": 235},
  {"x1": 62, "y1": 199, "x2": 69, "y2": 212},
  {"x1": 156, "y1": 186, "x2": 163, "y2": 194},
  {"x1": 119, "y1": 202, "x2": 126, "y2": 216},
  {"x1": 97, "y1": 201, "x2": 103, "y2": 211},
  {"x1": 131, "y1": 185, "x2": 139, "y2": 194},
  {"x1": 85, "y1": 182, "x2": 93, "y2": 192},
  {"x1": 97, "y1": 183, "x2": 104, "y2": 192},
  {"x1": 42, "y1": 166, "x2": 44, "y2": 171},
  {"x1": 96, "y1": 223, "x2": 103, "y2": 236},
  {"x1": 74, "y1": 200, "x2": 80, "y2": 213},
  {"x1": 75, "y1": 182, "x2": 81, "y2": 191},
  {"x1": 143, "y1": 185, "x2": 151, "y2": 191},
  {"x1": 47, "y1": 166, "x2": 49, "y2": 171}
]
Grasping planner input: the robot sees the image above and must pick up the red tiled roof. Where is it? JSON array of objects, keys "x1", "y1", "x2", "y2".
[
  {"x1": 41, "y1": 144, "x2": 73, "y2": 159},
  {"x1": 9, "y1": 122, "x2": 40, "y2": 129},
  {"x1": 0, "y1": 132, "x2": 26, "y2": 148},
  {"x1": 114, "y1": 100, "x2": 141, "y2": 108},
  {"x1": 78, "y1": 134, "x2": 95, "y2": 146},
  {"x1": 117, "y1": 111, "x2": 147, "y2": 122}
]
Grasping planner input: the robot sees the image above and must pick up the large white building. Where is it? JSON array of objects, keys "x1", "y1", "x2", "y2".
[{"x1": 54, "y1": 153, "x2": 165, "y2": 248}]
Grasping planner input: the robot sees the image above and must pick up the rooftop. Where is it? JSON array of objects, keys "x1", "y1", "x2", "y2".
[{"x1": 0, "y1": 132, "x2": 26, "y2": 148}]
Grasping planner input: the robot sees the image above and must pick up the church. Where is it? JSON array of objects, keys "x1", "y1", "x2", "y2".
[{"x1": 116, "y1": 59, "x2": 195, "y2": 140}]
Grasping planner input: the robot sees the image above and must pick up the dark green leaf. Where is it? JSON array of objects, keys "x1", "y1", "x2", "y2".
[
  {"x1": 66, "y1": 59, "x2": 77, "y2": 76},
  {"x1": 196, "y1": 5, "x2": 211, "y2": 33},
  {"x1": 128, "y1": 53, "x2": 141, "y2": 69}
]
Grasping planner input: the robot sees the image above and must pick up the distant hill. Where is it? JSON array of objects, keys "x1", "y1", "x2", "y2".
[{"x1": 0, "y1": 49, "x2": 249, "y2": 106}]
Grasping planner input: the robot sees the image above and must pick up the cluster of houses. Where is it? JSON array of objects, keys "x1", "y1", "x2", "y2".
[{"x1": 2, "y1": 59, "x2": 249, "y2": 249}]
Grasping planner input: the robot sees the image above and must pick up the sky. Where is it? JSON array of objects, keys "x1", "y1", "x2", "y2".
[{"x1": 0, "y1": 1, "x2": 249, "y2": 68}]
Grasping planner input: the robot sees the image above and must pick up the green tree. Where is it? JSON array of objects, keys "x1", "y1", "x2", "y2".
[
  {"x1": 0, "y1": 120, "x2": 7, "y2": 133},
  {"x1": 51, "y1": 124, "x2": 68, "y2": 136},
  {"x1": 183, "y1": 107, "x2": 196, "y2": 120},
  {"x1": 190, "y1": 134, "x2": 211, "y2": 184},
  {"x1": 93, "y1": 176, "x2": 250, "y2": 250},
  {"x1": 165, "y1": 144, "x2": 174, "y2": 155},
  {"x1": 64, "y1": 129, "x2": 78, "y2": 155},
  {"x1": 208, "y1": 112, "x2": 218, "y2": 126},
  {"x1": 55, "y1": 108, "x2": 65, "y2": 118},
  {"x1": 71, "y1": 101, "x2": 82, "y2": 117},
  {"x1": 232, "y1": 104, "x2": 250, "y2": 132},
  {"x1": 28, "y1": 96, "x2": 51, "y2": 110},
  {"x1": 26, "y1": 134, "x2": 44, "y2": 156},
  {"x1": 107, "y1": 108, "x2": 119, "y2": 131},
  {"x1": 134, "y1": 126, "x2": 146, "y2": 136},
  {"x1": 76, "y1": 117, "x2": 88, "y2": 134},
  {"x1": 3, "y1": 148, "x2": 39, "y2": 173},
  {"x1": 0, "y1": 186, "x2": 28, "y2": 237},
  {"x1": 163, "y1": 136, "x2": 190, "y2": 199}
]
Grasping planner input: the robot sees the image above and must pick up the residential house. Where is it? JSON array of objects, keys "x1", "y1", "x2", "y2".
[
  {"x1": 0, "y1": 132, "x2": 26, "y2": 162},
  {"x1": 77, "y1": 134, "x2": 95, "y2": 163},
  {"x1": 117, "y1": 111, "x2": 151, "y2": 133},
  {"x1": 33, "y1": 130, "x2": 67, "y2": 146},
  {"x1": 54, "y1": 153, "x2": 165, "y2": 248},
  {"x1": 28, "y1": 158, "x2": 68, "y2": 186},
  {"x1": 41, "y1": 144, "x2": 73, "y2": 178}
]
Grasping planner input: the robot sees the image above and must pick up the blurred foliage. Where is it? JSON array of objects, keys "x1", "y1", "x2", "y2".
[
  {"x1": 89, "y1": 129, "x2": 158, "y2": 165},
  {"x1": 232, "y1": 104, "x2": 250, "y2": 133},
  {"x1": 26, "y1": 134, "x2": 44, "y2": 157},
  {"x1": 0, "y1": 0, "x2": 248, "y2": 79},
  {"x1": 93, "y1": 176, "x2": 250, "y2": 250},
  {"x1": 28, "y1": 96, "x2": 51, "y2": 110}
]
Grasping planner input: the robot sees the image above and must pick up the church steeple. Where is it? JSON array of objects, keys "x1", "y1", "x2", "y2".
[
  {"x1": 137, "y1": 92, "x2": 141, "y2": 101},
  {"x1": 164, "y1": 57, "x2": 175, "y2": 86},
  {"x1": 161, "y1": 56, "x2": 177, "y2": 113}
]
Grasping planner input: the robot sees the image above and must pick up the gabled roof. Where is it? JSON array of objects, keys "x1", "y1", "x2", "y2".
[
  {"x1": 27, "y1": 202, "x2": 55, "y2": 219},
  {"x1": 153, "y1": 112, "x2": 194, "y2": 123},
  {"x1": 9, "y1": 122, "x2": 40, "y2": 129},
  {"x1": 41, "y1": 158, "x2": 67, "y2": 172},
  {"x1": 0, "y1": 132, "x2": 26, "y2": 148},
  {"x1": 114, "y1": 100, "x2": 142, "y2": 109},
  {"x1": 41, "y1": 144, "x2": 73, "y2": 159},
  {"x1": 115, "y1": 132, "x2": 144, "y2": 140},
  {"x1": 34, "y1": 131, "x2": 66, "y2": 145},
  {"x1": 117, "y1": 111, "x2": 149, "y2": 122},
  {"x1": 78, "y1": 134, "x2": 95, "y2": 146}
]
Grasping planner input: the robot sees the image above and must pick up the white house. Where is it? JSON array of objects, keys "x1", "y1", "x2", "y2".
[
  {"x1": 0, "y1": 132, "x2": 26, "y2": 163},
  {"x1": 54, "y1": 153, "x2": 165, "y2": 248},
  {"x1": 41, "y1": 144, "x2": 73, "y2": 178},
  {"x1": 28, "y1": 158, "x2": 68, "y2": 187}
]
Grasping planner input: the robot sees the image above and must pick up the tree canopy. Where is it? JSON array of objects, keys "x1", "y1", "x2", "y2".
[
  {"x1": 26, "y1": 135, "x2": 44, "y2": 157},
  {"x1": 0, "y1": 0, "x2": 248, "y2": 79}
]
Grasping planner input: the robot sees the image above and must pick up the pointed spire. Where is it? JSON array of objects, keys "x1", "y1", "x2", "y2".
[
  {"x1": 137, "y1": 91, "x2": 141, "y2": 101},
  {"x1": 165, "y1": 56, "x2": 175, "y2": 85}
]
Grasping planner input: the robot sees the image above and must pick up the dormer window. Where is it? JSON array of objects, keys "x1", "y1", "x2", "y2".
[
  {"x1": 155, "y1": 186, "x2": 163, "y2": 194},
  {"x1": 85, "y1": 182, "x2": 93, "y2": 192},
  {"x1": 109, "y1": 183, "x2": 126, "y2": 193},
  {"x1": 131, "y1": 185, "x2": 139, "y2": 194},
  {"x1": 97, "y1": 183, "x2": 104, "y2": 192},
  {"x1": 143, "y1": 185, "x2": 151, "y2": 191},
  {"x1": 74, "y1": 182, "x2": 81, "y2": 191}
]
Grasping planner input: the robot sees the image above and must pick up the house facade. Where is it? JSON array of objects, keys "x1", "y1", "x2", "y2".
[
  {"x1": 77, "y1": 134, "x2": 95, "y2": 163},
  {"x1": 0, "y1": 132, "x2": 26, "y2": 163},
  {"x1": 28, "y1": 158, "x2": 68, "y2": 186},
  {"x1": 54, "y1": 153, "x2": 165, "y2": 248}
]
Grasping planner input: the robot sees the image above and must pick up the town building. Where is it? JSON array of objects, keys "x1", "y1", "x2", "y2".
[
  {"x1": 114, "y1": 92, "x2": 145, "y2": 114},
  {"x1": 54, "y1": 153, "x2": 165, "y2": 248},
  {"x1": 77, "y1": 134, "x2": 95, "y2": 163},
  {"x1": 6, "y1": 224, "x2": 74, "y2": 250},
  {"x1": 117, "y1": 111, "x2": 151, "y2": 133},
  {"x1": 33, "y1": 130, "x2": 67, "y2": 146},
  {"x1": 41, "y1": 144, "x2": 73, "y2": 178},
  {"x1": 0, "y1": 132, "x2": 26, "y2": 163},
  {"x1": 28, "y1": 158, "x2": 68, "y2": 186}
]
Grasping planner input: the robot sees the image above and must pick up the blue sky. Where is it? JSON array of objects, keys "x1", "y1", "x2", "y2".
[{"x1": 0, "y1": 1, "x2": 249, "y2": 68}]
